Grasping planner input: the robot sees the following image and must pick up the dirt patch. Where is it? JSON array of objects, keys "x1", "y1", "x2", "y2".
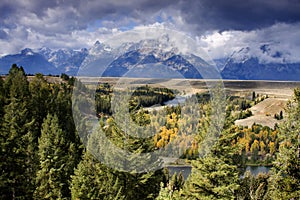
[
  {"x1": 235, "y1": 98, "x2": 288, "y2": 128},
  {"x1": 235, "y1": 115, "x2": 281, "y2": 128}
]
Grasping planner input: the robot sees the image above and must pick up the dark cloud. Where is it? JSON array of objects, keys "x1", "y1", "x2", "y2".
[
  {"x1": 1, "y1": 0, "x2": 300, "y2": 34},
  {"x1": 0, "y1": 30, "x2": 8, "y2": 39},
  {"x1": 178, "y1": 0, "x2": 300, "y2": 31},
  {"x1": 0, "y1": 0, "x2": 300, "y2": 55},
  {"x1": 0, "y1": 1, "x2": 16, "y2": 28}
]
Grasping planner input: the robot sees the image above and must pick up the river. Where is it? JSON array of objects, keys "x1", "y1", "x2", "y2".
[
  {"x1": 146, "y1": 94, "x2": 192, "y2": 111},
  {"x1": 167, "y1": 165, "x2": 272, "y2": 180}
]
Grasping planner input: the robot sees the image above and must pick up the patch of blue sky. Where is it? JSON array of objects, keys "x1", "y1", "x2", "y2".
[
  {"x1": 156, "y1": 14, "x2": 174, "y2": 24},
  {"x1": 87, "y1": 19, "x2": 103, "y2": 32},
  {"x1": 119, "y1": 20, "x2": 137, "y2": 31}
]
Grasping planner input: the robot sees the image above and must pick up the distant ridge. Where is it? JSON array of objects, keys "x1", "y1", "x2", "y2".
[
  {"x1": 221, "y1": 44, "x2": 300, "y2": 81},
  {"x1": 1, "y1": 42, "x2": 300, "y2": 80}
]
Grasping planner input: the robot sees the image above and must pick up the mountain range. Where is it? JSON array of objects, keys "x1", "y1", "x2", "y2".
[
  {"x1": 0, "y1": 47, "x2": 88, "y2": 75},
  {"x1": 221, "y1": 45, "x2": 300, "y2": 81},
  {"x1": 0, "y1": 41, "x2": 300, "y2": 81}
]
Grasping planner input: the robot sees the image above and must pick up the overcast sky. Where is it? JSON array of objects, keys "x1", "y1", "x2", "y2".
[{"x1": 1, "y1": 0, "x2": 300, "y2": 60}]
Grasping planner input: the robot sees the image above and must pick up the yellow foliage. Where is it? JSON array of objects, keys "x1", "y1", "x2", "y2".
[{"x1": 269, "y1": 141, "x2": 275, "y2": 155}]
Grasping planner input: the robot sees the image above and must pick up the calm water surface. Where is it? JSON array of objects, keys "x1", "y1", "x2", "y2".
[{"x1": 167, "y1": 165, "x2": 271, "y2": 180}]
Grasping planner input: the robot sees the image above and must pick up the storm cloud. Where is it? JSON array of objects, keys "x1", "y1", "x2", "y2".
[
  {"x1": 179, "y1": 0, "x2": 300, "y2": 31},
  {"x1": 0, "y1": 0, "x2": 300, "y2": 55}
]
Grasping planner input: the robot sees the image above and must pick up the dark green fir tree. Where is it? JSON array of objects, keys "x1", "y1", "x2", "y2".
[
  {"x1": 0, "y1": 65, "x2": 36, "y2": 199},
  {"x1": 29, "y1": 73, "x2": 52, "y2": 137},
  {"x1": 85, "y1": 90, "x2": 165, "y2": 200},
  {"x1": 70, "y1": 150, "x2": 125, "y2": 200},
  {"x1": 268, "y1": 88, "x2": 300, "y2": 199},
  {"x1": 87, "y1": 116, "x2": 164, "y2": 200},
  {"x1": 0, "y1": 76, "x2": 4, "y2": 118},
  {"x1": 34, "y1": 114, "x2": 75, "y2": 199},
  {"x1": 0, "y1": 98, "x2": 35, "y2": 199},
  {"x1": 182, "y1": 84, "x2": 240, "y2": 200}
]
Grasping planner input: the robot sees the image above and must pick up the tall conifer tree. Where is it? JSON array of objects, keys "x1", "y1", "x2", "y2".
[
  {"x1": 86, "y1": 116, "x2": 164, "y2": 200},
  {"x1": 70, "y1": 151, "x2": 125, "y2": 200},
  {"x1": 268, "y1": 89, "x2": 300, "y2": 199},
  {"x1": 0, "y1": 76, "x2": 4, "y2": 118},
  {"x1": 0, "y1": 65, "x2": 35, "y2": 199},
  {"x1": 29, "y1": 74, "x2": 51, "y2": 137},
  {"x1": 182, "y1": 84, "x2": 240, "y2": 199},
  {"x1": 34, "y1": 114, "x2": 74, "y2": 199}
]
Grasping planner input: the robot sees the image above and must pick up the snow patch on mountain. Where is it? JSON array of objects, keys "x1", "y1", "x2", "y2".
[
  {"x1": 221, "y1": 44, "x2": 300, "y2": 81},
  {"x1": 230, "y1": 43, "x2": 293, "y2": 65}
]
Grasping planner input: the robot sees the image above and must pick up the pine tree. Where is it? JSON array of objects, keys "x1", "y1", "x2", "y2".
[
  {"x1": 182, "y1": 84, "x2": 240, "y2": 199},
  {"x1": 29, "y1": 73, "x2": 51, "y2": 137},
  {"x1": 70, "y1": 151, "x2": 125, "y2": 200},
  {"x1": 237, "y1": 171, "x2": 269, "y2": 200},
  {"x1": 4, "y1": 64, "x2": 30, "y2": 100},
  {"x1": 0, "y1": 99, "x2": 35, "y2": 199},
  {"x1": 50, "y1": 81, "x2": 82, "y2": 162},
  {"x1": 49, "y1": 77, "x2": 83, "y2": 176},
  {"x1": 268, "y1": 88, "x2": 300, "y2": 199},
  {"x1": 252, "y1": 91, "x2": 256, "y2": 101},
  {"x1": 0, "y1": 65, "x2": 36, "y2": 199},
  {"x1": 86, "y1": 95, "x2": 165, "y2": 200},
  {"x1": 183, "y1": 155, "x2": 239, "y2": 200},
  {"x1": 34, "y1": 114, "x2": 74, "y2": 199},
  {"x1": 156, "y1": 172, "x2": 185, "y2": 200},
  {"x1": 0, "y1": 76, "x2": 4, "y2": 118},
  {"x1": 89, "y1": 121, "x2": 164, "y2": 200}
]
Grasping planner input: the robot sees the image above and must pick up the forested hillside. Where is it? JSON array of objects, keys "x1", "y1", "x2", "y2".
[{"x1": 0, "y1": 64, "x2": 299, "y2": 199}]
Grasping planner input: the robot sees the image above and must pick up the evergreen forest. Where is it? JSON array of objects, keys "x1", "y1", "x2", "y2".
[{"x1": 0, "y1": 64, "x2": 299, "y2": 199}]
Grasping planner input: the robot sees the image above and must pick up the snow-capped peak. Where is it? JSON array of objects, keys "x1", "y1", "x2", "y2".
[
  {"x1": 94, "y1": 41, "x2": 101, "y2": 46},
  {"x1": 89, "y1": 40, "x2": 112, "y2": 56},
  {"x1": 229, "y1": 43, "x2": 290, "y2": 64},
  {"x1": 21, "y1": 48, "x2": 34, "y2": 56}
]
